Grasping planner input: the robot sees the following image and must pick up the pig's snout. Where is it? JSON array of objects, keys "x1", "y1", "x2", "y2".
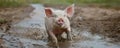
[{"x1": 57, "y1": 18, "x2": 64, "y2": 25}]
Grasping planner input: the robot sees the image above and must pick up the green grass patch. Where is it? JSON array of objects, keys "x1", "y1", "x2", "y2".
[
  {"x1": 37, "y1": 0, "x2": 120, "y2": 8},
  {"x1": 0, "y1": 0, "x2": 120, "y2": 8},
  {"x1": 0, "y1": 18, "x2": 7, "y2": 23},
  {"x1": 0, "y1": 0, "x2": 29, "y2": 7}
]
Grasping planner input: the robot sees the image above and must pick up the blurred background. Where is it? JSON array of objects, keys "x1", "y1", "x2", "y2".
[{"x1": 0, "y1": 0, "x2": 120, "y2": 7}]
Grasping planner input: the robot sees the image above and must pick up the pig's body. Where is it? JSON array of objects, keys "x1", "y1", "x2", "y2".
[{"x1": 44, "y1": 4, "x2": 74, "y2": 48}]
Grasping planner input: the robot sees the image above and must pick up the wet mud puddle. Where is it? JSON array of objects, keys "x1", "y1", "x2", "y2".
[
  {"x1": 5, "y1": 4, "x2": 48, "y2": 48},
  {"x1": 13, "y1": 4, "x2": 46, "y2": 29},
  {"x1": 57, "y1": 29, "x2": 120, "y2": 48},
  {"x1": 7, "y1": 4, "x2": 120, "y2": 48}
]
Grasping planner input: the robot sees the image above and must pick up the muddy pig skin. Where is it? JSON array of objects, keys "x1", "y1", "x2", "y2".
[{"x1": 44, "y1": 4, "x2": 74, "y2": 48}]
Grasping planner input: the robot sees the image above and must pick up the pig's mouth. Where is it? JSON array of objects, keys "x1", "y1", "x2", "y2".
[
  {"x1": 55, "y1": 21, "x2": 64, "y2": 28},
  {"x1": 57, "y1": 22, "x2": 64, "y2": 26}
]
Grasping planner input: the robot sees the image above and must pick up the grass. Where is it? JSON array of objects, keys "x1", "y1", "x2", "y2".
[
  {"x1": 0, "y1": 0, "x2": 120, "y2": 7},
  {"x1": 0, "y1": 0, "x2": 29, "y2": 7},
  {"x1": 38, "y1": 0, "x2": 120, "y2": 7},
  {"x1": 0, "y1": 18, "x2": 6, "y2": 23}
]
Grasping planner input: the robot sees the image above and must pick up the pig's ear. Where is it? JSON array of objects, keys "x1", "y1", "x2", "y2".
[
  {"x1": 45, "y1": 8, "x2": 53, "y2": 17},
  {"x1": 65, "y1": 4, "x2": 75, "y2": 17}
]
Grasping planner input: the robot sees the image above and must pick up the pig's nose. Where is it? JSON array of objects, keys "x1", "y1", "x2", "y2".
[
  {"x1": 58, "y1": 18, "x2": 64, "y2": 22},
  {"x1": 58, "y1": 18, "x2": 64, "y2": 25}
]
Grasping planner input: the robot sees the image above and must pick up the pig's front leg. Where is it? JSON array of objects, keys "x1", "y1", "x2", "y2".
[
  {"x1": 48, "y1": 31, "x2": 59, "y2": 48},
  {"x1": 66, "y1": 28, "x2": 73, "y2": 41}
]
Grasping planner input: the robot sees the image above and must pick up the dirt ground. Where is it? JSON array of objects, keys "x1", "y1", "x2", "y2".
[
  {"x1": 0, "y1": 4, "x2": 120, "y2": 48},
  {"x1": 0, "y1": 6, "x2": 34, "y2": 32}
]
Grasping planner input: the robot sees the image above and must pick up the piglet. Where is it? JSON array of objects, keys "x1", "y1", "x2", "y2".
[{"x1": 44, "y1": 4, "x2": 74, "y2": 48}]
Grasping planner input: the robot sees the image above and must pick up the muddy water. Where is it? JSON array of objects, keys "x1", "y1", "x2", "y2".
[
  {"x1": 13, "y1": 4, "x2": 46, "y2": 29},
  {"x1": 72, "y1": 31, "x2": 120, "y2": 48},
  {"x1": 58, "y1": 29, "x2": 120, "y2": 48},
  {"x1": 8, "y1": 4, "x2": 48, "y2": 48},
  {"x1": 7, "y1": 4, "x2": 120, "y2": 48}
]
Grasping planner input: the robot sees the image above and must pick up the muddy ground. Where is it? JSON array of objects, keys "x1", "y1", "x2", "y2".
[
  {"x1": 0, "y1": 4, "x2": 120, "y2": 48},
  {"x1": 0, "y1": 6, "x2": 34, "y2": 32}
]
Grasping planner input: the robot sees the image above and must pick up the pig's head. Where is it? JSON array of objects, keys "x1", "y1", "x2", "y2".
[{"x1": 45, "y1": 4, "x2": 74, "y2": 27}]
